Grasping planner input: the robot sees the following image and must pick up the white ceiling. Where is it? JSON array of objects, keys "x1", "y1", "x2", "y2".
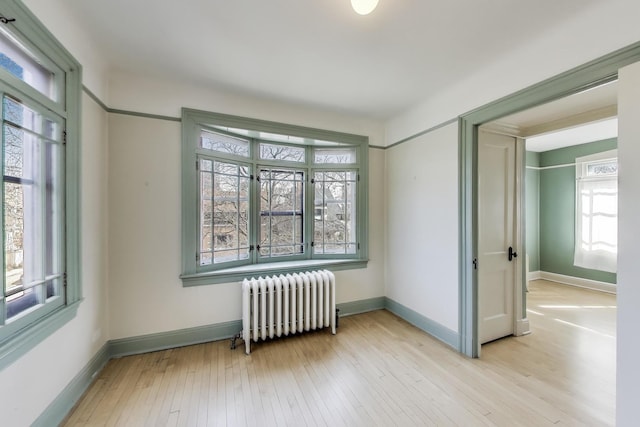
[
  {"x1": 64, "y1": 0, "x2": 601, "y2": 119},
  {"x1": 526, "y1": 118, "x2": 618, "y2": 152},
  {"x1": 485, "y1": 80, "x2": 618, "y2": 152}
]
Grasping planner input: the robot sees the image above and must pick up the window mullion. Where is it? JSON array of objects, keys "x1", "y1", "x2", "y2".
[
  {"x1": 305, "y1": 146, "x2": 312, "y2": 259},
  {"x1": 251, "y1": 142, "x2": 260, "y2": 264},
  {"x1": 343, "y1": 173, "x2": 348, "y2": 254},
  {"x1": 268, "y1": 170, "x2": 273, "y2": 257}
]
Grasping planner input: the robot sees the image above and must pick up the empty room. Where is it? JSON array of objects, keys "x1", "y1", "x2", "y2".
[{"x1": 1, "y1": 0, "x2": 640, "y2": 426}]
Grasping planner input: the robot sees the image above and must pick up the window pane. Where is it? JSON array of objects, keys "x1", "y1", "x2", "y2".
[
  {"x1": 200, "y1": 130, "x2": 250, "y2": 157},
  {"x1": 314, "y1": 147, "x2": 357, "y2": 164},
  {"x1": 259, "y1": 168, "x2": 304, "y2": 258},
  {"x1": 45, "y1": 143, "x2": 63, "y2": 277},
  {"x1": 198, "y1": 159, "x2": 250, "y2": 265},
  {"x1": 587, "y1": 161, "x2": 617, "y2": 176},
  {"x1": 0, "y1": 28, "x2": 55, "y2": 100},
  {"x1": 313, "y1": 171, "x2": 357, "y2": 254},
  {"x1": 6, "y1": 286, "x2": 39, "y2": 320},
  {"x1": 3, "y1": 96, "x2": 61, "y2": 141},
  {"x1": 259, "y1": 143, "x2": 305, "y2": 162},
  {"x1": 3, "y1": 124, "x2": 43, "y2": 293},
  {"x1": 4, "y1": 181, "x2": 25, "y2": 294}
]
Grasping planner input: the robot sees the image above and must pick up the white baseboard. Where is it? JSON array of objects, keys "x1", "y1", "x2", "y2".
[
  {"x1": 516, "y1": 318, "x2": 531, "y2": 336},
  {"x1": 527, "y1": 270, "x2": 542, "y2": 281},
  {"x1": 536, "y1": 271, "x2": 616, "y2": 294}
]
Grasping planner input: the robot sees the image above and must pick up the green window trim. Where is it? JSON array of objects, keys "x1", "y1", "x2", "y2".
[
  {"x1": 0, "y1": 0, "x2": 82, "y2": 371},
  {"x1": 181, "y1": 109, "x2": 369, "y2": 285}
]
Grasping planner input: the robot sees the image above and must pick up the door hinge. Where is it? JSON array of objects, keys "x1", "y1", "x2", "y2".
[
  {"x1": 472, "y1": 258, "x2": 478, "y2": 270},
  {"x1": 249, "y1": 245, "x2": 255, "y2": 251},
  {"x1": 311, "y1": 178, "x2": 315, "y2": 184},
  {"x1": 63, "y1": 271, "x2": 68, "y2": 304},
  {"x1": 195, "y1": 160, "x2": 199, "y2": 170},
  {"x1": 63, "y1": 130, "x2": 67, "y2": 144},
  {"x1": 310, "y1": 241, "x2": 315, "y2": 247},
  {"x1": 357, "y1": 174, "x2": 360, "y2": 182}
]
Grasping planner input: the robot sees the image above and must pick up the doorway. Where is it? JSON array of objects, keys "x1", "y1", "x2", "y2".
[
  {"x1": 457, "y1": 44, "x2": 640, "y2": 358},
  {"x1": 476, "y1": 82, "x2": 618, "y2": 348}
]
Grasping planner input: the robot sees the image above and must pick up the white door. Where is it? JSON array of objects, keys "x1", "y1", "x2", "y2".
[{"x1": 478, "y1": 130, "x2": 516, "y2": 344}]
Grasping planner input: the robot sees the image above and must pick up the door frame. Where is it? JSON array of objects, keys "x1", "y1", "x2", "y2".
[{"x1": 458, "y1": 41, "x2": 640, "y2": 358}]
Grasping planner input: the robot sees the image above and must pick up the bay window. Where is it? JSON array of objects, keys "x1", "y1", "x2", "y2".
[{"x1": 181, "y1": 110, "x2": 368, "y2": 285}]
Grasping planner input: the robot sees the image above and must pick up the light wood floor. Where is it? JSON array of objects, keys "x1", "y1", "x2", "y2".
[{"x1": 63, "y1": 280, "x2": 616, "y2": 426}]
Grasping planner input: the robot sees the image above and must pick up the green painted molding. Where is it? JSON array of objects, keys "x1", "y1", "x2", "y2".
[
  {"x1": 337, "y1": 297, "x2": 385, "y2": 316},
  {"x1": 82, "y1": 84, "x2": 109, "y2": 112},
  {"x1": 81, "y1": 86, "x2": 181, "y2": 122},
  {"x1": 32, "y1": 342, "x2": 110, "y2": 427},
  {"x1": 385, "y1": 298, "x2": 459, "y2": 350},
  {"x1": 387, "y1": 117, "x2": 458, "y2": 150},
  {"x1": 459, "y1": 40, "x2": 640, "y2": 358},
  {"x1": 30, "y1": 296, "x2": 459, "y2": 424},
  {"x1": 110, "y1": 320, "x2": 243, "y2": 358},
  {"x1": 109, "y1": 108, "x2": 181, "y2": 123},
  {"x1": 181, "y1": 259, "x2": 369, "y2": 286}
]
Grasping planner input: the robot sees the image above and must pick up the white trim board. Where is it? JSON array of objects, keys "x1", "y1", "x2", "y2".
[
  {"x1": 530, "y1": 271, "x2": 616, "y2": 294},
  {"x1": 528, "y1": 270, "x2": 542, "y2": 282}
]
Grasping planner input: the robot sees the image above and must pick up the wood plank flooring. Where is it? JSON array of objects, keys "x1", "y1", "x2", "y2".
[{"x1": 62, "y1": 280, "x2": 616, "y2": 426}]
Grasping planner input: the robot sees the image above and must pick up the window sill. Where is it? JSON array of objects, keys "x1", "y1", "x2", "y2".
[{"x1": 180, "y1": 258, "x2": 369, "y2": 286}]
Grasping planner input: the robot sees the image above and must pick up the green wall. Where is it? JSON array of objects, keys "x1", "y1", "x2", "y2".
[
  {"x1": 525, "y1": 151, "x2": 540, "y2": 272},
  {"x1": 534, "y1": 138, "x2": 617, "y2": 284}
]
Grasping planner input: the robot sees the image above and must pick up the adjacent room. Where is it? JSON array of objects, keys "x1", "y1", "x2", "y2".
[{"x1": 1, "y1": 0, "x2": 640, "y2": 426}]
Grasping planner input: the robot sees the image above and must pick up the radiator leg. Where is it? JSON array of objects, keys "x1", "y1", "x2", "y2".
[{"x1": 230, "y1": 332, "x2": 243, "y2": 350}]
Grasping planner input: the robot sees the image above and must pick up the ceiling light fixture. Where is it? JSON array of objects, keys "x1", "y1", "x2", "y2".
[{"x1": 351, "y1": 0, "x2": 379, "y2": 15}]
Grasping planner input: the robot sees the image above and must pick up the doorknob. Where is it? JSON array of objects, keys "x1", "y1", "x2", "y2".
[{"x1": 508, "y1": 246, "x2": 518, "y2": 261}]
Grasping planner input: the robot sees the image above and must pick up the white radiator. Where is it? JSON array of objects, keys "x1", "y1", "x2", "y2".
[{"x1": 241, "y1": 270, "x2": 336, "y2": 354}]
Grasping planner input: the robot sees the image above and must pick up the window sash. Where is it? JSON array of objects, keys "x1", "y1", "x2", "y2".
[
  {"x1": 312, "y1": 170, "x2": 358, "y2": 256},
  {"x1": 1, "y1": 94, "x2": 66, "y2": 325},
  {"x1": 197, "y1": 157, "x2": 251, "y2": 268},
  {"x1": 258, "y1": 167, "x2": 306, "y2": 260}
]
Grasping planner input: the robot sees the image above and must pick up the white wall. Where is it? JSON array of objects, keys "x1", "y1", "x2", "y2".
[
  {"x1": 385, "y1": 123, "x2": 459, "y2": 332},
  {"x1": 107, "y1": 100, "x2": 386, "y2": 339},
  {"x1": 616, "y1": 61, "x2": 640, "y2": 427},
  {"x1": 0, "y1": 2, "x2": 111, "y2": 425},
  {"x1": 109, "y1": 71, "x2": 386, "y2": 148}
]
